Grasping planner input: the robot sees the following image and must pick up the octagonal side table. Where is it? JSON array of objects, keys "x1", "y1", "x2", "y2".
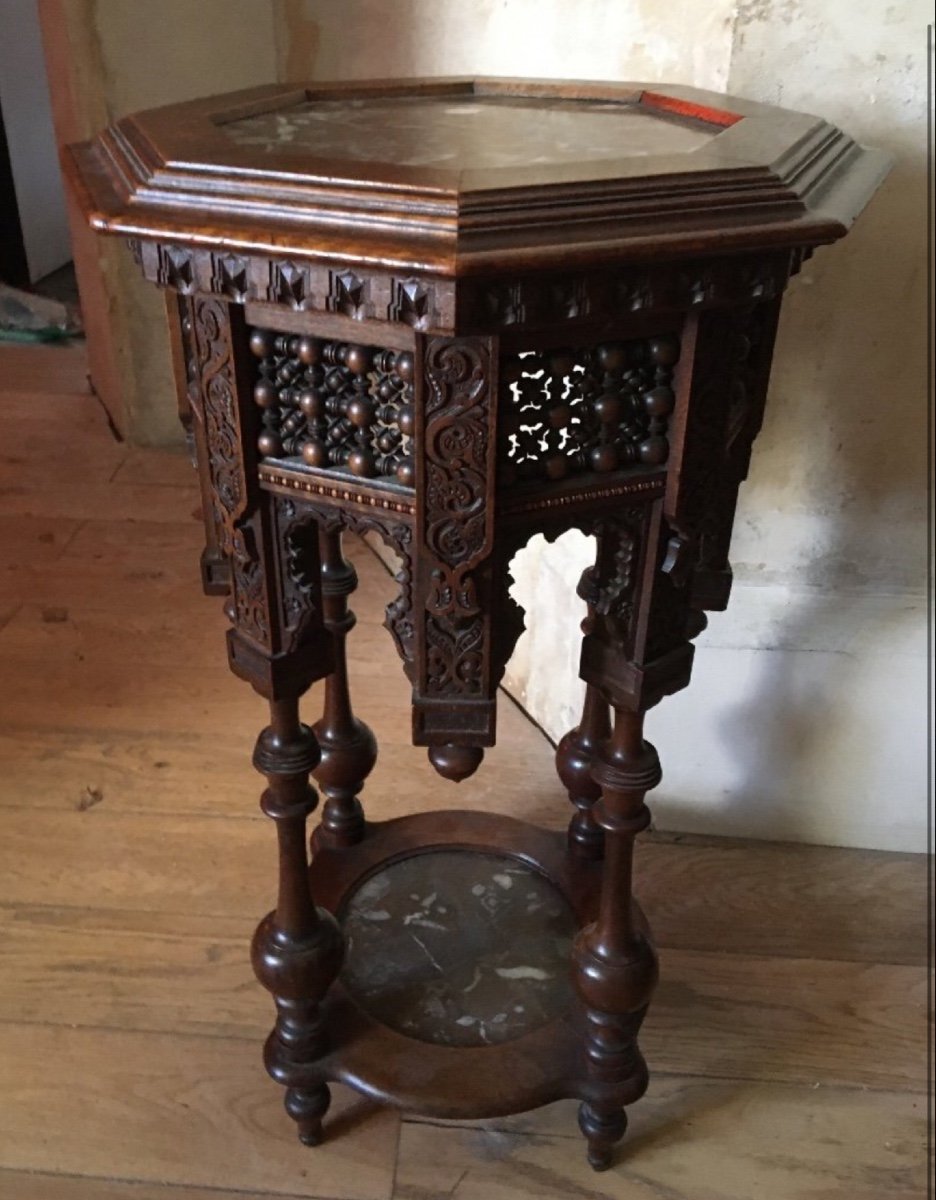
[{"x1": 65, "y1": 78, "x2": 889, "y2": 1171}]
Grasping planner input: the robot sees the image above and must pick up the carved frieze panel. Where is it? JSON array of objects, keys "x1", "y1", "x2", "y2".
[
  {"x1": 135, "y1": 239, "x2": 796, "y2": 338},
  {"x1": 274, "y1": 500, "x2": 416, "y2": 682},
  {"x1": 135, "y1": 240, "x2": 454, "y2": 328},
  {"x1": 464, "y1": 252, "x2": 793, "y2": 332}
]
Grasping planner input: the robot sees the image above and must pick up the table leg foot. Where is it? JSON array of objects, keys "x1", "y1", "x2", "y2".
[
  {"x1": 573, "y1": 706, "x2": 660, "y2": 1172},
  {"x1": 286, "y1": 1084, "x2": 332, "y2": 1147},
  {"x1": 579, "y1": 1101, "x2": 627, "y2": 1171}
]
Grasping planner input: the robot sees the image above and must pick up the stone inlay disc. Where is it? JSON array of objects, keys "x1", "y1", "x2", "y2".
[{"x1": 339, "y1": 850, "x2": 578, "y2": 1046}]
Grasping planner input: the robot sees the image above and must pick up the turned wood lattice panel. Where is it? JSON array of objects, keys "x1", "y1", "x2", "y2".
[
  {"x1": 499, "y1": 335, "x2": 679, "y2": 484},
  {"x1": 250, "y1": 329, "x2": 417, "y2": 486},
  {"x1": 251, "y1": 329, "x2": 679, "y2": 489}
]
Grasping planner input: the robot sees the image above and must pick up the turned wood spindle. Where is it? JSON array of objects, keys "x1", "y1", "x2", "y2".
[
  {"x1": 573, "y1": 705, "x2": 660, "y2": 1171},
  {"x1": 556, "y1": 565, "x2": 611, "y2": 860},
  {"x1": 313, "y1": 529, "x2": 377, "y2": 848},
  {"x1": 557, "y1": 683, "x2": 611, "y2": 859},
  {"x1": 250, "y1": 697, "x2": 344, "y2": 1146}
]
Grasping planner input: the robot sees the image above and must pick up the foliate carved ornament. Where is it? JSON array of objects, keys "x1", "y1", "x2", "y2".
[
  {"x1": 585, "y1": 509, "x2": 647, "y2": 660},
  {"x1": 414, "y1": 337, "x2": 498, "y2": 740},
  {"x1": 276, "y1": 500, "x2": 416, "y2": 683},
  {"x1": 189, "y1": 296, "x2": 271, "y2": 648},
  {"x1": 270, "y1": 498, "x2": 323, "y2": 656}
]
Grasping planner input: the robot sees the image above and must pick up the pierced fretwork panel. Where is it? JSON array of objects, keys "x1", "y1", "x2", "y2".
[
  {"x1": 499, "y1": 335, "x2": 679, "y2": 485},
  {"x1": 250, "y1": 329, "x2": 416, "y2": 486}
]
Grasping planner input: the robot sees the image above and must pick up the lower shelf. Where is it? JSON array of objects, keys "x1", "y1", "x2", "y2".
[{"x1": 306, "y1": 808, "x2": 648, "y2": 1120}]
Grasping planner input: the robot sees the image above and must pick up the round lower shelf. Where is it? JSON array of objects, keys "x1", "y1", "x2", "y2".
[
  {"x1": 307, "y1": 809, "x2": 627, "y2": 1119},
  {"x1": 339, "y1": 848, "x2": 578, "y2": 1047}
]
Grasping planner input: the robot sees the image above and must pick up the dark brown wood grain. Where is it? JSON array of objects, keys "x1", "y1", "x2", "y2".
[{"x1": 62, "y1": 77, "x2": 890, "y2": 1173}]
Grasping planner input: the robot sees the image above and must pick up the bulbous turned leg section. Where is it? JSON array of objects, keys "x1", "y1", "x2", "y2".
[
  {"x1": 314, "y1": 530, "x2": 377, "y2": 848},
  {"x1": 573, "y1": 706, "x2": 660, "y2": 1172},
  {"x1": 251, "y1": 698, "x2": 344, "y2": 1146},
  {"x1": 557, "y1": 684, "x2": 611, "y2": 860}
]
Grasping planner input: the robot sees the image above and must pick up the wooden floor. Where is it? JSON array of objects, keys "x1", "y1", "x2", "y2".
[{"x1": 0, "y1": 342, "x2": 928, "y2": 1200}]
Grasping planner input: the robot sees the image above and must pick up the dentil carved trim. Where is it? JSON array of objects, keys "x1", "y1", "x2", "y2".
[{"x1": 133, "y1": 239, "x2": 798, "y2": 337}]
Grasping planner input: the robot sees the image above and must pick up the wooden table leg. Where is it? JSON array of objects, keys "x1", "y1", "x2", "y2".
[
  {"x1": 314, "y1": 528, "x2": 377, "y2": 848},
  {"x1": 572, "y1": 706, "x2": 660, "y2": 1170},
  {"x1": 251, "y1": 696, "x2": 344, "y2": 1145},
  {"x1": 557, "y1": 683, "x2": 610, "y2": 861}
]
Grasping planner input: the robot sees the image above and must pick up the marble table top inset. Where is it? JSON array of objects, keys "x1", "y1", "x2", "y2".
[
  {"x1": 339, "y1": 849, "x2": 578, "y2": 1047},
  {"x1": 221, "y1": 94, "x2": 717, "y2": 169}
]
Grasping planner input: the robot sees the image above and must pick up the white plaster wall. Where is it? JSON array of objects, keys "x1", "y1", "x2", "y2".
[
  {"x1": 275, "y1": 0, "x2": 735, "y2": 89},
  {"x1": 503, "y1": 0, "x2": 930, "y2": 852},
  {"x1": 278, "y1": 2, "x2": 929, "y2": 851}
]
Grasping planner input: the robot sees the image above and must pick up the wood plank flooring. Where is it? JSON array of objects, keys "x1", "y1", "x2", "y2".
[{"x1": 0, "y1": 343, "x2": 928, "y2": 1200}]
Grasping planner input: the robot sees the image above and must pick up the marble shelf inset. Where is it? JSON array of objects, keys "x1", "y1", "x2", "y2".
[{"x1": 339, "y1": 849, "x2": 578, "y2": 1047}]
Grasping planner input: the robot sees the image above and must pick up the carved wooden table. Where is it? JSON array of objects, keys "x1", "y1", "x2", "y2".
[{"x1": 66, "y1": 78, "x2": 888, "y2": 1170}]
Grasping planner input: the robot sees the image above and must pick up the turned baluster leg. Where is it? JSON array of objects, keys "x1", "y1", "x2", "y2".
[
  {"x1": 313, "y1": 529, "x2": 377, "y2": 848},
  {"x1": 556, "y1": 560, "x2": 613, "y2": 859},
  {"x1": 251, "y1": 696, "x2": 344, "y2": 1146},
  {"x1": 557, "y1": 679, "x2": 610, "y2": 861},
  {"x1": 573, "y1": 706, "x2": 660, "y2": 1171}
]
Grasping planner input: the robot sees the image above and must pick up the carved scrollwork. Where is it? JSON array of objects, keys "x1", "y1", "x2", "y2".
[
  {"x1": 190, "y1": 296, "x2": 271, "y2": 648},
  {"x1": 270, "y1": 498, "x2": 322, "y2": 655},
  {"x1": 275, "y1": 500, "x2": 416, "y2": 681},
  {"x1": 418, "y1": 338, "x2": 495, "y2": 704},
  {"x1": 587, "y1": 509, "x2": 646, "y2": 657}
]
